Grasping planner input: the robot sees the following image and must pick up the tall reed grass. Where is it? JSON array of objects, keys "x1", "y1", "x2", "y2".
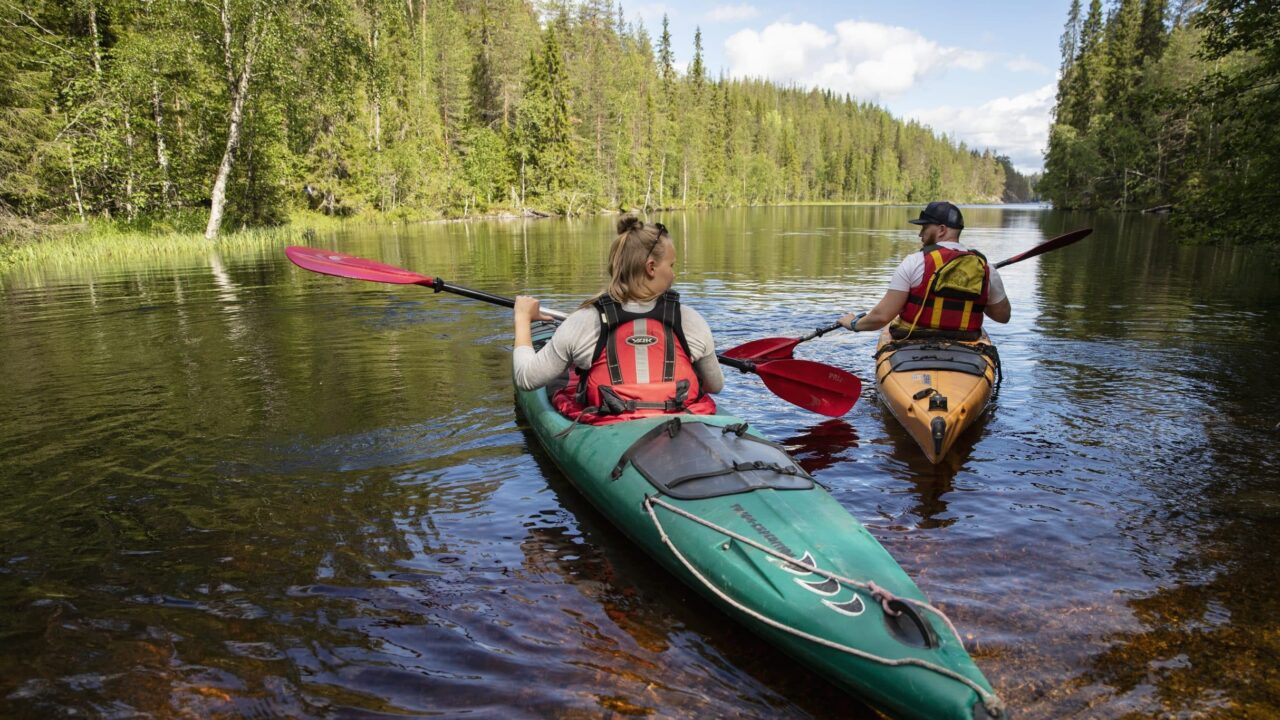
[{"x1": 0, "y1": 210, "x2": 365, "y2": 288}]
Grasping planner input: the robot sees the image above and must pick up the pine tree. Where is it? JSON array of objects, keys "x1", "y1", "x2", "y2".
[
  {"x1": 1137, "y1": 0, "x2": 1169, "y2": 63},
  {"x1": 430, "y1": 0, "x2": 472, "y2": 153},
  {"x1": 1103, "y1": 0, "x2": 1143, "y2": 106},
  {"x1": 653, "y1": 15, "x2": 675, "y2": 206},
  {"x1": 657, "y1": 15, "x2": 674, "y2": 92},
  {"x1": 0, "y1": 2, "x2": 59, "y2": 216},
  {"x1": 471, "y1": 7, "x2": 504, "y2": 129},
  {"x1": 1055, "y1": 0, "x2": 1083, "y2": 124},
  {"x1": 1184, "y1": 0, "x2": 1280, "y2": 242},
  {"x1": 1061, "y1": 0, "x2": 1106, "y2": 130},
  {"x1": 1060, "y1": 0, "x2": 1083, "y2": 75},
  {"x1": 689, "y1": 27, "x2": 705, "y2": 93},
  {"x1": 512, "y1": 26, "x2": 577, "y2": 209}
]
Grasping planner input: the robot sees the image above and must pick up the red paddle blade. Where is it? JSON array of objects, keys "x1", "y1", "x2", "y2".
[
  {"x1": 721, "y1": 336, "x2": 800, "y2": 362},
  {"x1": 754, "y1": 359, "x2": 861, "y2": 417},
  {"x1": 286, "y1": 246, "x2": 435, "y2": 285}
]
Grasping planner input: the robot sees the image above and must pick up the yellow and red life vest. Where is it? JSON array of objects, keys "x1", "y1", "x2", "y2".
[
  {"x1": 899, "y1": 245, "x2": 990, "y2": 334},
  {"x1": 552, "y1": 291, "x2": 716, "y2": 424}
]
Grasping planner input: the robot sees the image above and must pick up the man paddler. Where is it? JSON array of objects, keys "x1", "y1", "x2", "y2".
[{"x1": 839, "y1": 201, "x2": 1010, "y2": 339}]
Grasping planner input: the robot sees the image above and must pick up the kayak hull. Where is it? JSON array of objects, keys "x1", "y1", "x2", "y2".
[
  {"x1": 874, "y1": 329, "x2": 998, "y2": 464},
  {"x1": 515, "y1": 322, "x2": 1001, "y2": 720}
]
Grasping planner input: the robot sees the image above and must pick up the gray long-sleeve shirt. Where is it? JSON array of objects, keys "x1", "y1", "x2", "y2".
[{"x1": 513, "y1": 300, "x2": 724, "y2": 394}]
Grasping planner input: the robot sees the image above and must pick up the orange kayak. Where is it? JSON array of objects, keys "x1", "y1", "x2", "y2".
[{"x1": 873, "y1": 329, "x2": 999, "y2": 463}]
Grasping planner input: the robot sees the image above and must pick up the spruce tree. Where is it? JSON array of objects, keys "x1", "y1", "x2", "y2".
[{"x1": 1137, "y1": 0, "x2": 1169, "y2": 64}]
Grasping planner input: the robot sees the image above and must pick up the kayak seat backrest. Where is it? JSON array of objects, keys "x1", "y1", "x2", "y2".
[
  {"x1": 887, "y1": 345, "x2": 988, "y2": 377},
  {"x1": 612, "y1": 418, "x2": 814, "y2": 500}
]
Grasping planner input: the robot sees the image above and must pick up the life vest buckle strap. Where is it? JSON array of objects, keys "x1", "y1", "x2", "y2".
[
  {"x1": 597, "y1": 386, "x2": 635, "y2": 415},
  {"x1": 663, "y1": 379, "x2": 691, "y2": 412}
]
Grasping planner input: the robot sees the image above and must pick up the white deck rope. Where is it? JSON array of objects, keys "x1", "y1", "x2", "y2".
[
  {"x1": 649, "y1": 496, "x2": 963, "y2": 637},
  {"x1": 643, "y1": 495, "x2": 1005, "y2": 716}
]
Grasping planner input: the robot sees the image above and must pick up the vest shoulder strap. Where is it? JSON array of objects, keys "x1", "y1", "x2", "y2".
[
  {"x1": 590, "y1": 291, "x2": 691, "y2": 362},
  {"x1": 920, "y1": 244, "x2": 985, "y2": 263}
]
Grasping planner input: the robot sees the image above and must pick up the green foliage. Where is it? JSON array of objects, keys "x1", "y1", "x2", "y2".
[
  {"x1": 0, "y1": 4, "x2": 58, "y2": 214},
  {"x1": 513, "y1": 26, "x2": 581, "y2": 210},
  {"x1": 461, "y1": 125, "x2": 514, "y2": 207},
  {"x1": 995, "y1": 156, "x2": 1037, "y2": 202},
  {"x1": 1043, "y1": 0, "x2": 1280, "y2": 244},
  {"x1": 0, "y1": 0, "x2": 1013, "y2": 237},
  {"x1": 227, "y1": 99, "x2": 292, "y2": 227}
]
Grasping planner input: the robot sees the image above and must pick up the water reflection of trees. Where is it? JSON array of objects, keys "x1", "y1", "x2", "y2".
[
  {"x1": 1029, "y1": 211, "x2": 1280, "y2": 714},
  {"x1": 0, "y1": 253, "x2": 531, "y2": 717}
]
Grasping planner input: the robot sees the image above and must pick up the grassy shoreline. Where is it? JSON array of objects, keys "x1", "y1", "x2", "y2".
[
  {"x1": 0, "y1": 223, "x2": 300, "y2": 275},
  {"x1": 0, "y1": 210, "x2": 429, "y2": 275}
]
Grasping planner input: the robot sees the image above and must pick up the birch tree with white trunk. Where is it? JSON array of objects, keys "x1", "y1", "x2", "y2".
[{"x1": 204, "y1": 0, "x2": 273, "y2": 240}]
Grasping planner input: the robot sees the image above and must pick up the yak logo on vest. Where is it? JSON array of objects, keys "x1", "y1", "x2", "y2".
[{"x1": 625, "y1": 335, "x2": 658, "y2": 346}]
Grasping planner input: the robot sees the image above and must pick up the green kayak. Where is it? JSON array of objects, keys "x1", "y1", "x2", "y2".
[{"x1": 515, "y1": 323, "x2": 1004, "y2": 720}]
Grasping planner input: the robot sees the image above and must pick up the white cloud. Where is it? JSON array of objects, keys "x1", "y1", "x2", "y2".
[
  {"x1": 907, "y1": 82, "x2": 1057, "y2": 173},
  {"x1": 725, "y1": 20, "x2": 992, "y2": 99},
  {"x1": 706, "y1": 4, "x2": 759, "y2": 22}
]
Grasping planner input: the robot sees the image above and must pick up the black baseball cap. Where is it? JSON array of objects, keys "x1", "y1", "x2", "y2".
[{"x1": 908, "y1": 201, "x2": 964, "y2": 229}]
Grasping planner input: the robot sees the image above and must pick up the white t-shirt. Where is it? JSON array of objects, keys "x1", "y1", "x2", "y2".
[
  {"x1": 513, "y1": 299, "x2": 724, "y2": 393},
  {"x1": 888, "y1": 241, "x2": 1007, "y2": 304}
]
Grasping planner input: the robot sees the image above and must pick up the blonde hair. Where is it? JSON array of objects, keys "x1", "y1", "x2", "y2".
[{"x1": 582, "y1": 215, "x2": 670, "y2": 307}]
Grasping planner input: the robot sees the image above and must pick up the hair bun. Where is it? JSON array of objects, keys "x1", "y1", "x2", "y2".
[{"x1": 616, "y1": 214, "x2": 643, "y2": 235}]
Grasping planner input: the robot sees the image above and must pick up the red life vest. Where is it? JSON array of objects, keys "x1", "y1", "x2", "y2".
[
  {"x1": 552, "y1": 291, "x2": 717, "y2": 425},
  {"x1": 899, "y1": 245, "x2": 990, "y2": 334}
]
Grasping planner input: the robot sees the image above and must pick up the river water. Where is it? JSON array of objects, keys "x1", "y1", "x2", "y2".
[{"x1": 1, "y1": 206, "x2": 1277, "y2": 718}]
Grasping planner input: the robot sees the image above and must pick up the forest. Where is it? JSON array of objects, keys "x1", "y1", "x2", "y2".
[
  {"x1": 0, "y1": 0, "x2": 1037, "y2": 243},
  {"x1": 1040, "y1": 0, "x2": 1279, "y2": 244}
]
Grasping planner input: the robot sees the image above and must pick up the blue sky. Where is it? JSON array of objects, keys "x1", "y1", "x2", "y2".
[{"x1": 622, "y1": 0, "x2": 1069, "y2": 173}]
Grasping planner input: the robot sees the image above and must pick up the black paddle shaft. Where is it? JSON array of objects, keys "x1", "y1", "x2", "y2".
[
  {"x1": 428, "y1": 278, "x2": 568, "y2": 321},
  {"x1": 717, "y1": 355, "x2": 757, "y2": 373},
  {"x1": 801, "y1": 322, "x2": 844, "y2": 341}
]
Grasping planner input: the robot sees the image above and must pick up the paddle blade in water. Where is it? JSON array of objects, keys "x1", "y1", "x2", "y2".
[
  {"x1": 286, "y1": 246, "x2": 435, "y2": 285},
  {"x1": 721, "y1": 336, "x2": 801, "y2": 362},
  {"x1": 754, "y1": 359, "x2": 861, "y2": 417}
]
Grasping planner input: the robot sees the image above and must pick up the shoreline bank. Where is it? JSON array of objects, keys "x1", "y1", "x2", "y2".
[{"x1": 0, "y1": 199, "x2": 1030, "y2": 275}]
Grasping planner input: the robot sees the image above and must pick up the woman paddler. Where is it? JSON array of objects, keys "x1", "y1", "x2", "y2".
[{"x1": 512, "y1": 215, "x2": 724, "y2": 423}]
